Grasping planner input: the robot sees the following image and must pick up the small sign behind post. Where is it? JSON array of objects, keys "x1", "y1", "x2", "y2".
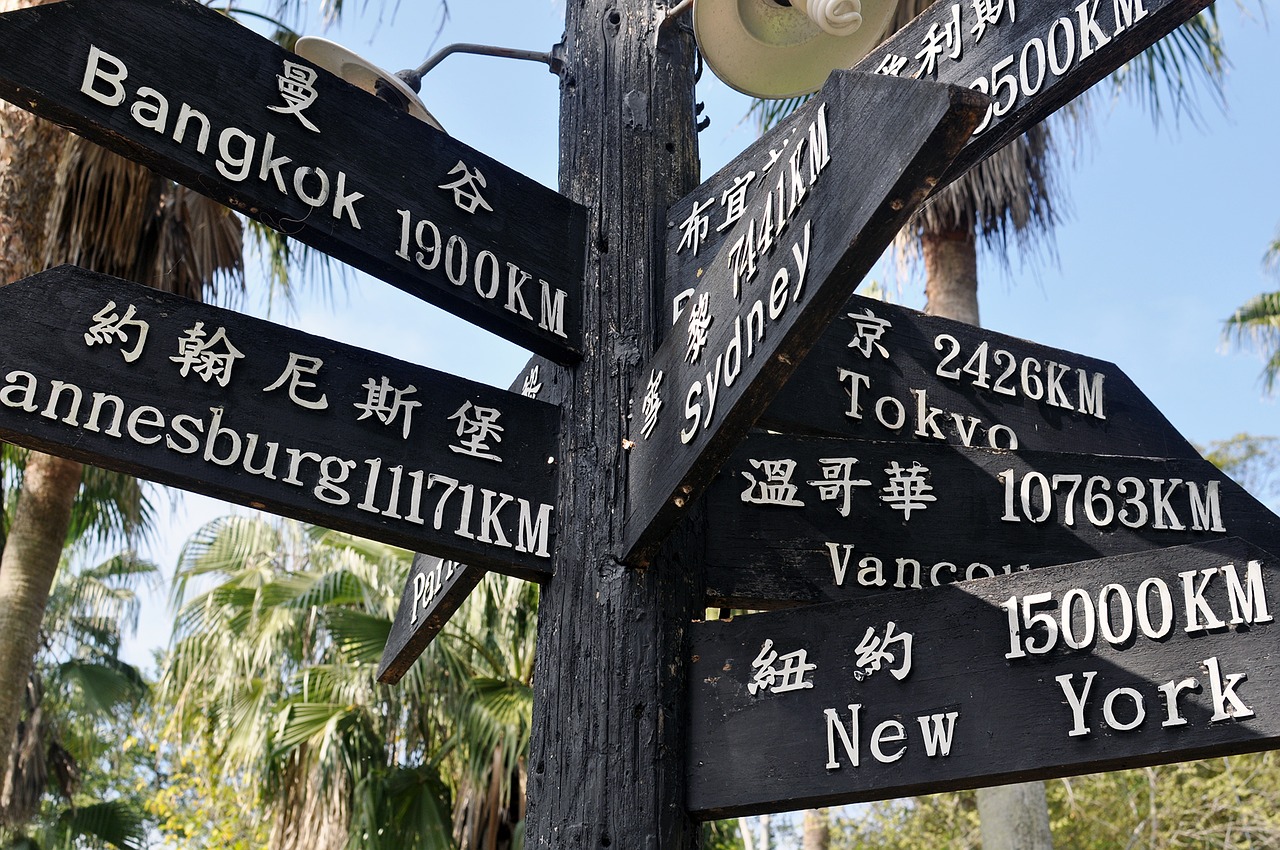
[
  {"x1": 623, "y1": 71, "x2": 987, "y2": 564},
  {"x1": 705, "y1": 436, "x2": 1278, "y2": 607},
  {"x1": 0, "y1": 266, "x2": 559, "y2": 579},
  {"x1": 0, "y1": 0, "x2": 587, "y2": 361},
  {"x1": 377, "y1": 357, "x2": 566, "y2": 684},
  {"x1": 689, "y1": 538, "x2": 1280, "y2": 818},
  {"x1": 377, "y1": 554, "x2": 483, "y2": 684}
]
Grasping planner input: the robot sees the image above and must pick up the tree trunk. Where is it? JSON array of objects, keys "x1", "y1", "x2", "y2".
[
  {"x1": 802, "y1": 809, "x2": 830, "y2": 850},
  {"x1": 921, "y1": 225, "x2": 1053, "y2": 850},
  {"x1": 0, "y1": 451, "x2": 82, "y2": 821},
  {"x1": 522, "y1": 1, "x2": 700, "y2": 848},
  {"x1": 922, "y1": 226, "x2": 979, "y2": 327},
  {"x1": 977, "y1": 782, "x2": 1053, "y2": 850}
]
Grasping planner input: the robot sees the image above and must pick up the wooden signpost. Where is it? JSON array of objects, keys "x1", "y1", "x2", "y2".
[
  {"x1": 689, "y1": 538, "x2": 1280, "y2": 818},
  {"x1": 0, "y1": 0, "x2": 1243, "y2": 839},
  {"x1": 753, "y1": 293, "x2": 1201, "y2": 458},
  {"x1": 705, "y1": 437, "x2": 1278, "y2": 607},
  {"x1": 622, "y1": 71, "x2": 987, "y2": 564},
  {"x1": 0, "y1": 266, "x2": 559, "y2": 579},
  {"x1": 0, "y1": 0, "x2": 587, "y2": 361}
]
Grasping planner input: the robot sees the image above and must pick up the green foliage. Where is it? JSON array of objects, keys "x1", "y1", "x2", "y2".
[
  {"x1": 1200, "y1": 433, "x2": 1280, "y2": 500},
  {"x1": 702, "y1": 819, "x2": 745, "y2": 850},
  {"x1": 157, "y1": 515, "x2": 536, "y2": 849},
  {"x1": 829, "y1": 792, "x2": 981, "y2": 849}
]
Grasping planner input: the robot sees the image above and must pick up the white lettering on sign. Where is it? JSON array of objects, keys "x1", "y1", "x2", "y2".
[
  {"x1": 269, "y1": 60, "x2": 321, "y2": 133},
  {"x1": 823, "y1": 541, "x2": 1029, "y2": 589},
  {"x1": 997, "y1": 469, "x2": 1227, "y2": 532},
  {"x1": 84, "y1": 301, "x2": 149, "y2": 362},
  {"x1": 393, "y1": 210, "x2": 570, "y2": 339},
  {"x1": 823, "y1": 704, "x2": 960, "y2": 769},
  {"x1": 839, "y1": 369, "x2": 1022, "y2": 450},
  {"x1": 1001, "y1": 560, "x2": 1272, "y2": 660},
  {"x1": 0, "y1": 368, "x2": 553, "y2": 560},
  {"x1": 964, "y1": 0, "x2": 1151, "y2": 135},
  {"x1": 934, "y1": 333, "x2": 1107, "y2": 419},
  {"x1": 1054, "y1": 654, "x2": 1253, "y2": 739},
  {"x1": 80, "y1": 45, "x2": 366, "y2": 229},
  {"x1": 748, "y1": 638, "x2": 818, "y2": 695},
  {"x1": 410, "y1": 559, "x2": 461, "y2": 625}
]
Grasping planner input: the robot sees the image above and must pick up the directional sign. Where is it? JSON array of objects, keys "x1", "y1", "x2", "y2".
[
  {"x1": 689, "y1": 538, "x2": 1280, "y2": 818},
  {"x1": 377, "y1": 357, "x2": 566, "y2": 684},
  {"x1": 704, "y1": 435, "x2": 1279, "y2": 607},
  {"x1": 621, "y1": 71, "x2": 987, "y2": 564},
  {"x1": 851, "y1": 0, "x2": 1213, "y2": 197},
  {"x1": 0, "y1": 0, "x2": 587, "y2": 361},
  {"x1": 752, "y1": 292, "x2": 1201, "y2": 458},
  {"x1": 377, "y1": 554, "x2": 483, "y2": 684},
  {"x1": 0, "y1": 266, "x2": 559, "y2": 579}
]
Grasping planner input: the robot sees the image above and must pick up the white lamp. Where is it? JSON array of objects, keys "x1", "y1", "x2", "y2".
[
  {"x1": 294, "y1": 36, "x2": 445, "y2": 131},
  {"x1": 693, "y1": 0, "x2": 899, "y2": 98}
]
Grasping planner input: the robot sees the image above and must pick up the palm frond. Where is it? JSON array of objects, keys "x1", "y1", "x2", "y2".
[
  {"x1": 1223, "y1": 291, "x2": 1280, "y2": 394},
  {"x1": 58, "y1": 800, "x2": 146, "y2": 850}
]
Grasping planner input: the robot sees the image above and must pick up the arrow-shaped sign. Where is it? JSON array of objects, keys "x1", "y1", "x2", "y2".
[
  {"x1": 704, "y1": 435, "x2": 1279, "y2": 607},
  {"x1": 622, "y1": 71, "x2": 987, "y2": 564},
  {"x1": 0, "y1": 0, "x2": 587, "y2": 361},
  {"x1": 752, "y1": 292, "x2": 1202, "y2": 458},
  {"x1": 0, "y1": 266, "x2": 559, "y2": 579},
  {"x1": 689, "y1": 538, "x2": 1280, "y2": 818}
]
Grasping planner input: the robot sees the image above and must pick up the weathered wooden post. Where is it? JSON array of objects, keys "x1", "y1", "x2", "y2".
[{"x1": 523, "y1": 2, "x2": 703, "y2": 847}]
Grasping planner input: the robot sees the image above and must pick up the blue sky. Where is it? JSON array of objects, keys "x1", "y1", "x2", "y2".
[{"x1": 124, "y1": 1, "x2": 1279, "y2": 661}]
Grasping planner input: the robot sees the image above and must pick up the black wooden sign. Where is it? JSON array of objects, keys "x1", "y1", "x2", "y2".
[
  {"x1": 753, "y1": 292, "x2": 1200, "y2": 458},
  {"x1": 704, "y1": 435, "x2": 1278, "y2": 607},
  {"x1": 689, "y1": 538, "x2": 1280, "y2": 818},
  {"x1": 851, "y1": 0, "x2": 1212, "y2": 196},
  {"x1": 622, "y1": 71, "x2": 986, "y2": 564},
  {"x1": 0, "y1": 0, "x2": 587, "y2": 361},
  {"x1": 377, "y1": 357, "x2": 566, "y2": 684},
  {"x1": 0, "y1": 266, "x2": 559, "y2": 579},
  {"x1": 377, "y1": 554, "x2": 483, "y2": 684}
]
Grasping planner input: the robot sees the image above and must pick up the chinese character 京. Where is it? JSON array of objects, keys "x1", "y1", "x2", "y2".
[
  {"x1": 846, "y1": 307, "x2": 893, "y2": 359},
  {"x1": 268, "y1": 60, "x2": 320, "y2": 133}
]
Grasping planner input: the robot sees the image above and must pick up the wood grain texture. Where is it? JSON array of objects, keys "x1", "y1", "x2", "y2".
[
  {"x1": 522, "y1": 3, "x2": 704, "y2": 848},
  {"x1": 624, "y1": 71, "x2": 987, "y2": 566},
  {"x1": 0, "y1": 266, "x2": 559, "y2": 578},
  {"x1": 689, "y1": 538, "x2": 1280, "y2": 818},
  {"x1": 0, "y1": 0, "x2": 586, "y2": 360},
  {"x1": 704, "y1": 435, "x2": 1279, "y2": 607}
]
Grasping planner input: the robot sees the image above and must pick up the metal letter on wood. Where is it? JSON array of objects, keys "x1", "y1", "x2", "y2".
[
  {"x1": 622, "y1": 71, "x2": 987, "y2": 565},
  {"x1": 689, "y1": 538, "x2": 1280, "y2": 818},
  {"x1": 0, "y1": 266, "x2": 559, "y2": 579},
  {"x1": 0, "y1": 0, "x2": 587, "y2": 361}
]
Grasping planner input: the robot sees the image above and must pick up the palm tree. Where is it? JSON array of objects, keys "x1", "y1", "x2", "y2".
[
  {"x1": 159, "y1": 515, "x2": 534, "y2": 849},
  {"x1": 0, "y1": 547, "x2": 159, "y2": 850},
  {"x1": 1223, "y1": 227, "x2": 1280, "y2": 391}
]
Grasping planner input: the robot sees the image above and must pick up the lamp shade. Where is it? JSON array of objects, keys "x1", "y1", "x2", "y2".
[
  {"x1": 294, "y1": 36, "x2": 444, "y2": 131},
  {"x1": 693, "y1": 0, "x2": 899, "y2": 99}
]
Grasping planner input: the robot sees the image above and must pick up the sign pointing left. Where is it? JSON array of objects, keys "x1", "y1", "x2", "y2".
[
  {"x1": 0, "y1": 266, "x2": 560, "y2": 580},
  {"x1": 0, "y1": 0, "x2": 587, "y2": 361}
]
